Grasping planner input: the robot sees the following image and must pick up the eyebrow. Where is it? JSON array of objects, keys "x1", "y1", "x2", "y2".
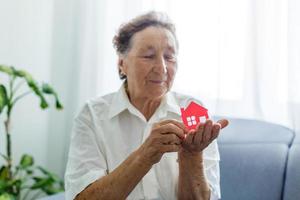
[
  {"x1": 138, "y1": 45, "x2": 155, "y2": 52},
  {"x1": 138, "y1": 45, "x2": 176, "y2": 53},
  {"x1": 166, "y1": 46, "x2": 176, "y2": 54}
]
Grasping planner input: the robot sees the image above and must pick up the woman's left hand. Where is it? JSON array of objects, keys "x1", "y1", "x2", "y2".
[{"x1": 181, "y1": 119, "x2": 229, "y2": 153}]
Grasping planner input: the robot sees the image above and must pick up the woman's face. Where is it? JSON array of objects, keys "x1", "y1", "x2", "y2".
[{"x1": 119, "y1": 26, "x2": 178, "y2": 100}]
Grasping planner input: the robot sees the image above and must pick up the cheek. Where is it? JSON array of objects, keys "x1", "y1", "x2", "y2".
[
  {"x1": 136, "y1": 67, "x2": 150, "y2": 77},
  {"x1": 135, "y1": 61, "x2": 153, "y2": 76},
  {"x1": 129, "y1": 63, "x2": 151, "y2": 81},
  {"x1": 167, "y1": 65, "x2": 177, "y2": 80}
]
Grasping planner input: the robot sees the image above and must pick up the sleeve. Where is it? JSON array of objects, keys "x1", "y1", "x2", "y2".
[
  {"x1": 204, "y1": 140, "x2": 221, "y2": 200},
  {"x1": 64, "y1": 104, "x2": 108, "y2": 200},
  {"x1": 207, "y1": 161, "x2": 221, "y2": 200}
]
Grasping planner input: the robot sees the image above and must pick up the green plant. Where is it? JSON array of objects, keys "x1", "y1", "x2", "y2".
[{"x1": 0, "y1": 65, "x2": 64, "y2": 200}]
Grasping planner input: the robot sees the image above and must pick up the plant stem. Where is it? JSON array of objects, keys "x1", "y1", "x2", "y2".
[
  {"x1": 12, "y1": 91, "x2": 32, "y2": 105},
  {"x1": 4, "y1": 75, "x2": 15, "y2": 178},
  {"x1": 13, "y1": 80, "x2": 25, "y2": 94},
  {"x1": 4, "y1": 109, "x2": 12, "y2": 178}
]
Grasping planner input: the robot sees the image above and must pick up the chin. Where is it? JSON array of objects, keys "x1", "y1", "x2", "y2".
[{"x1": 148, "y1": 87, "x2": 168, "y2": 99}]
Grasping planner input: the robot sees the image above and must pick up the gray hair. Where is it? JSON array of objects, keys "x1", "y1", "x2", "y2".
[{"x1": 113, "y1": 11, "x2": 178, "y2": 80}]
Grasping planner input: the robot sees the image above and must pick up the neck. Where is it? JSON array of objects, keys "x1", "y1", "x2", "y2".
[{"x1": 125, "y1": 85, "x2": 163, "y2": 121}]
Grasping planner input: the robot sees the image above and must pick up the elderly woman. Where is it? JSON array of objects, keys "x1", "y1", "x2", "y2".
[{"x1": 65, "y1": 11, "x2": 229, "y2": 200}]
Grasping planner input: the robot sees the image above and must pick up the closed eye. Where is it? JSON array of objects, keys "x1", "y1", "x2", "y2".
[
  {"x1": 164, "y1": 55, "x2": 176, "y2": 62},
  {"x1": 142, "y1": 55, "x2": 155, "y2": 59}
]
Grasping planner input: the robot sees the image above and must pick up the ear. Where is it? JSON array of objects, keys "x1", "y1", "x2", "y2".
[{"x1": 118, "y1": 56, "x2": 127, "y2": 75}]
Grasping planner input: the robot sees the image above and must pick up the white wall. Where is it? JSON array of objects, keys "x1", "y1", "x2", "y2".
[
  {"x1": 0, "y1": 0, "x2": 96, "y2": 178},
  {"x1": 0, "y1": 0, "x2": 78, "y2": 178},
  {"x1": 45, "y1": 0, "x2": 82, "y2": 177},
  {"x1": 0, "y1": 1, "x2": 54, "y2": 168}
]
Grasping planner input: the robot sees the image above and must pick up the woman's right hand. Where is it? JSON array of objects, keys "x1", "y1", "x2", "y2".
[{"x1": 136, "y1": 119, "x2": 187, "y2": 166}]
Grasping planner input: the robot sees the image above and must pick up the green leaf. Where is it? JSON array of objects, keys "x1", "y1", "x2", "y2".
[
  {"x1": 41, "y1": 83, "x2": 54, "y2": 94},
  {"x1": 0, "y1": 178, "x2": 20, "y2": 195},
  {"x1": 0, "y1": 84, "x2": 8, "y2": 113},
  {"x1": 19, "y1": 154, "x2": 34, "y2": 169},
  {"x1": 0, "y1": 65, "x2": 14, "y2": 76},
  {"x1": 1, "y1": 65, "x2": 64, "y2": 110},
  {"x1": 36, "y1": 166, "x2": 60, "y2": 182},
  {"x1": 26, "y1": 169, "x2": 33, "y2": 175},
  {"x1": 26, "y1": 80, "x2": 48, "y2": 109},
  {"x1": 0, "y1": 180, "x2": 8, "y2": 192},
  {"x1": 41, "y1": 83, "x2": 63, "y2": 110},
  {"x1": 35, "y1": 166, "x2": 64, "y2": 191},
  {"x1": 6, "y1": 179, "x2": 21, "y2": 190},
  {"x1": 41, "y1": 185, "x2": 64, "y2": 195},
  {"x1": 0, "y1": 166, "x2": 10, "y2": 180},
  {"x1": 36, "y1": 166, "x2": 50, "y2": 175},
  {"x1": 0, "y1": 193, "x2": 15, "y2": 200},
  {"x1": 12, "y1": 69, "x2": 28, "y2": 78},
  {"x1": 12, "y1": 68, "x2": 49, "y2": 109},
  {"x1": 31, "y1": 177, "x2": 52, "y2": 190}
]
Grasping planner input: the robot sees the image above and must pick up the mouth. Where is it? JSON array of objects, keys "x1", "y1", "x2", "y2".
[{"x1": 149, "y1": 80, "x2": 166, "y2": 84}]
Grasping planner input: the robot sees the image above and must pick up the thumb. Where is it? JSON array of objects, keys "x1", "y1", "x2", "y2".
[{"x1": 217, "y1": 119, "x2": 229, "y2": 129}]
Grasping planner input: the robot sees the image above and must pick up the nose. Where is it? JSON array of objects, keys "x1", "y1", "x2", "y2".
[{"x1": 153, "y1": 56, "x2": 167, "y2": 74}]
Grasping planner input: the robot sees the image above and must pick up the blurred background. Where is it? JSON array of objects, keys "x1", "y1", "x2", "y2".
[{"x1": 0, "y1": 0, "x2": 299, "y2": 180}]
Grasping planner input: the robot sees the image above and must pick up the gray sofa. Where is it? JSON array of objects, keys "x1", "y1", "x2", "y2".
[
  {"x1": 41, "y1": 117, "x2": 299, "y2": 200},
  {"x1": 215, "y1": 117, "x2": 299, "y2": 200},
  {"x1": 283, "y1": 134, "x2": 300, "y2": 200}
]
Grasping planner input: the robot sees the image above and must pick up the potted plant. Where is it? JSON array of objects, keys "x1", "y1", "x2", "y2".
[{"x1": 0, "y1": 65, "x2": 64, "y2": 200}]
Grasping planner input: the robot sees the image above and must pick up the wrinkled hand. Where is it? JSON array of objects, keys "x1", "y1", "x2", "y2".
[
  {"x1": 137, "y1": 119, "x2": 186, "y2": 166},
  {"x1": 181, "y1": 119, "x2": 229, "y2": 153}
]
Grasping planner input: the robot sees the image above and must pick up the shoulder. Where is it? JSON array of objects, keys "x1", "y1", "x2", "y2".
[{"x1": 75, "y1": 91, "x2": 117, "y2": 121}]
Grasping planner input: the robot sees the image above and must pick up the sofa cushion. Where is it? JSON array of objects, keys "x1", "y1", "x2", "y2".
[
  {"x1": 293, "y1": 134, "x2": 300, "y2": 144},
  {"x1": 213, "y1": 117, "x2": 294, "y2": 146},
  {"x1": 283, "y1": 144, "x2": 300, "y2": 200},
  {"x1": 219, "y1": 144, "x2": 288, "y2": 200}
]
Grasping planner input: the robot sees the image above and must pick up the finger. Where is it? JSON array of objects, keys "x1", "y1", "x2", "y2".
[
  {"x1": 194, "y1": 122, "x2": 205, "y2": 143},
  {"x1": 158, "y1": 119, "x2": 188, "y2": 132},
  {"x1": 211, "y1": 123, "x2": 221, "y2": 141},
  {"x1": 202, "y1": 120, "x2": 213, "y2": 143},
  {"x1": 160, "y1": 144, "x2": 181, "y2": 153},
  {"x1": 155, "y1": 123, "x2": 185, "y2": 139},
  {"x1": 160, "y1": 134, "x2": 182, "y2": 145},
  {"x1": 217, "y1": 119, "x2": 229, "y2": 129},
  {"x1": 184, "y1": 130, "x2": 195, "y2": 145}
]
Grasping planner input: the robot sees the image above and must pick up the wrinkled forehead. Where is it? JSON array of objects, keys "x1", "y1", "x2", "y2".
[{"x1": 129, "y1": 26, "x2": 178, "y2": 54}]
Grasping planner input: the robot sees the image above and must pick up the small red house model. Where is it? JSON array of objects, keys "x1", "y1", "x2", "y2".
[{"x1": 180, "y1": 101, "x2": 209, "y2": 130}]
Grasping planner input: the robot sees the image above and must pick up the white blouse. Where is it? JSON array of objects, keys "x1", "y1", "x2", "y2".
[{"x1": 65, "y1": 85, "x2": 221, "y2": 200}]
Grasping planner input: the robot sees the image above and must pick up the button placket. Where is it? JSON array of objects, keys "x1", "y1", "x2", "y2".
[{"x1": 141, "y1": 110, "x2": 166, "y2": 199}]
